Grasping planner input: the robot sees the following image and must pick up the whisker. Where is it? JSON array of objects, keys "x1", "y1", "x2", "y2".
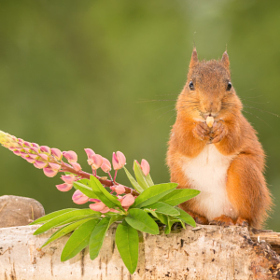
[
  {"x1": 242, "y1": 109, "x2": 272, "y2": 128},
  {"x1": 243, "y1": 105, "x2": 280, "y2": 118}
]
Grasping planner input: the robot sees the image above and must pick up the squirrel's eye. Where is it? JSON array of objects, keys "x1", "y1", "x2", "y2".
[
  {"x1": 189, "y1": 81, "x2": 195, "y2": 91},
  {"x1": 226, "y1": 82, "x2": 232, "y2": 91}
]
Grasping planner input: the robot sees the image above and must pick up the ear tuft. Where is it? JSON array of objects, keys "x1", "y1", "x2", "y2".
[
  {"x1": 221, "y1": 51, "x2": 230, "y2": 68},
  {"x1": 189, "y1": 48, "x2": 198, "y2": 68}
]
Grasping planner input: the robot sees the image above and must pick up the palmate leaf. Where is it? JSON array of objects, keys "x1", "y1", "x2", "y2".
[
  {"x1": 115, "y1": 221, "x2": 139, "y2": 274},
  {"x1": 33, "y1": 209, "x2": 100, "y2": 235},
  {"x1": 125, "y1": 208, "x2": 159, "y2": 235},
  {"x1": 123, "y1": 167, "x2": 144, "y2": 193},
  {"x1": 133, "y1": 183, "x2": 177, "y2": 208},
  {"x1": 41, "y1": 217, "x2": 95, "y2": 248},
  {"x1": 30, "y1": 208, "x2": 78, "y2": 225},
  {"x1": 160, "y1": 189, "x2": 200, "y2": 206},
  {"x1": 61, "y1": 219, "x2": 99, "y2": 261}
]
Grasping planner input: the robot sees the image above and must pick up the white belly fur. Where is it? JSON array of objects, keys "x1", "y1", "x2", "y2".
[{"x1": 181, "y1": 145, "x2": 237, "y2": 221}]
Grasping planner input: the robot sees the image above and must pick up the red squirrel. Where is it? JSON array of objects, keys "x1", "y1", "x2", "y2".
[{"x1": 167, "y1": 49, "x2": 272, "y2": 228}]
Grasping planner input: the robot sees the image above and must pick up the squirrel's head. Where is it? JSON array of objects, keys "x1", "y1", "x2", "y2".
[{"x1": 177, "y1": 48, "x2": 242, "y2": 121}]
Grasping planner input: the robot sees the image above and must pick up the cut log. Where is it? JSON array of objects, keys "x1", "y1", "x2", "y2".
[{"x1": 0, "y1": 224, "x2": 279, "y2": 280}]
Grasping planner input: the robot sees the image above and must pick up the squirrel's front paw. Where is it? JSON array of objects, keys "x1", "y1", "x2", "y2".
[
  {"x1": 210, "y1": 121, "x2": 228, "y2": 143},
  {"x1": 192, "y1": 122, "x2": 211, "y2": 141}
]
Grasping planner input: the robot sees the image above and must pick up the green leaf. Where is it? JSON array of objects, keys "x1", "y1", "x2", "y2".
[
  {"x1": 160, "y1": 189, "x2": 200, "y2": 206},
  {"x1": 123, "y1": 167, "x2": 144, "y2": 193},
  {"x1": 164, "y1": 216, "x2": 172, "y2": 234},
  {"x1": 34, "y1": 209, "x2": 100, "y2": 235},
  {"x1": 89, "y1": 176, "x2": 123, "y2": 209},
  {"x1": 73, "y1": 181, "x2": 97, "y2": 199},
  {"x1": 115, "y1": 222, "x2": 139, "y2": 274},
  {"x1": 145, "y1": 202, "x2": 180, "y2": 216},
  {"x1": 125, "y1": 208, "x2": 159, "y2": 235},
  {"x1": 30, "y1": 208, "x2": 78, "y2": 225},
  {"x1": 175, "y1": 207, "x2": 196, "y2": 227},
  {"x1": 144, "y1": 209, "x2": 168, "y2": 225},
  {"x1": 133, "y1": 160, "x2": 151, "y2": 190},
  {"x1": 89, "y1": 217, "x2": 111, "y2": 260},
  {"x1": 61, "y1": 219, "x2": 99, "y2": 261},
  {"x1": 133, "y1": 183, "x2": 178, "y2": 208},
  {"x1": 41, "y1": 217, "x2": 95, "y2": 248}
]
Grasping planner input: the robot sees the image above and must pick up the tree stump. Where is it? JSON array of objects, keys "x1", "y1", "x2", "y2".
[{"x1": 0, "y1": 224, "x2": 279, "y2": 279}]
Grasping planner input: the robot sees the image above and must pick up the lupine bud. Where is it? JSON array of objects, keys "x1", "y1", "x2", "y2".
[
  {"x1": 51, "y1": 148, "x2": 63, "y2": 160},
  {"x1": 63, "y1": 151, "x2": 78, "y2": 163},
  {"x1": 72, "y1": 190, "x2": 89, "y2": 204},
  {"x1": 40, "y1": 146, "x2": 51, "y2": 154},
  {"x1": 115, "y1": 184, "x2": 126, "y2": 195},
  {"x1": 101, "y1": 158, "x2": 111, "y2": 173},
  {"x1": 34, "y1": 160, "x2": 48, "y2": 169},
  {"x1": 28, "y1": 154, "x2": 38, "y2": 160},
  {"x1": 141, "y1": 159, "x2": 150, "y2": 176},
  {"x1": 43, "y1": 167, "x2": 58, "y2": 178},
  {"x1": 121, "y1": 194, "x2": 135, "y2": 208},
  {"x1": 38, "y1": 153, "x2": 49, "y2": 161},
  {"x1": 56, "y1": 183, "x2": 73, "y2": 192},
  {"x1": 112, "y1": 151, "x2": 126, "y2": 170}
]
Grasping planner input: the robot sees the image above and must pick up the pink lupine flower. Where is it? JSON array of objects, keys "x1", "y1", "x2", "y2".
[
  {"x1": 112, "y1": 151, "x2": 126, "y2": 170},
  {"x1": 61, "y1": 174, "x2": 76, "y2": 184},
  {"x1": 25, "y1": 157, "x2": 35, "y2": 164},
  {"x1": 56, "y1": 183, "x2": 73, "y2": 192},
  {"x1": 48, "y1": 162, "x2": 61, "y2": 171},
  {"x1": 89, "y1": 198, "x2": 101, "y2": 203},
  {"x1": 51, "y1": 148, "x2": 62, "y2": 160},
  {"x1": 101, "y1": 158, "x2": 111, "y2": 173},
  {"x1": 89, "y1": 201, "x2": 107, "y2": 212},
  {"x1": 91, "y1": 154, "x2": 103, "y2": 170},
  {"x1": 72, "y1": 190, "x2": 89, "y2": 204},
  {"x1": 63, "y1": 151, "x2": 78, "y2": 163},
  {"x1": 121, "y1": 194, "x2": 135, "y2": 208},
  {"x1": 40, "y1": 146, "x2": 51, "y2": 154},
  {"x1": 85, "y1": 148, "x2": 95, "y2": 164},
  {"x1": 71, "y1": 162, "x2": 82, "y2": 172},
  {"x1": 100, "y1": 207, "x2": 110, "y2": 213},
  {"x1": 43, "y1": 167, "x2": 58, "y2": 178},
  {"x1": 115, "y1": 184, "x2": 126, "y2": 195},
  {"x1": 140, "y1": 159, "x2": 150, "y2": 176}
]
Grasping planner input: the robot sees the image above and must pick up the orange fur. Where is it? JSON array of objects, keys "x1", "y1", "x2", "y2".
[{"x1": 167, "y1": 49, "x2": 272, "y2": 229}]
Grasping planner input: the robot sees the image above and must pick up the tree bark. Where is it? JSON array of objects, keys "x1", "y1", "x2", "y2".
[{"x1": 0, "y1": 224, "x2": 279, "y2": 280}]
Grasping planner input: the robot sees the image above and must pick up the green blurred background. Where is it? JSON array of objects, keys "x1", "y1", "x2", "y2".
[{"x1": 0, "y1": 0, "x2": 279, "y2": 230}]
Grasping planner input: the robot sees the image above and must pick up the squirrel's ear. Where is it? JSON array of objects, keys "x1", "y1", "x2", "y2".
[
  {"x1": 189, "y1": 48, "x2": 198, "y2": 68},
  {"x1": 221, "y1": 51, "x2": 230, "y2": 69}
]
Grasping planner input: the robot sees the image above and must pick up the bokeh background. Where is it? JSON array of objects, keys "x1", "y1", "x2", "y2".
[{"x1": 0, "y1": 0, "x2": 280, "y2": 230}]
